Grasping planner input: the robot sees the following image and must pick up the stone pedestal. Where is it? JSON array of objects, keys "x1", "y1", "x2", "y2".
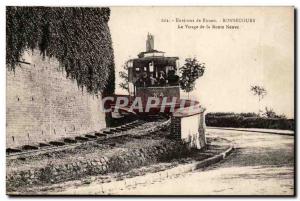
[{"x1": 170, "y1": 107, "x2": 206, "y2": 149}]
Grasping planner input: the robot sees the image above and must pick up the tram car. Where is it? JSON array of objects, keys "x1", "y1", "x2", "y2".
[
  {"x1": 127, "y1": 34, "x2": 180, "y2": 105},
  {"x1": 107, "y1": 33, "x2": 188, "y2": 121},
  {"x1": 109, "y1": 34, "x2": 205, "y2": 149}
]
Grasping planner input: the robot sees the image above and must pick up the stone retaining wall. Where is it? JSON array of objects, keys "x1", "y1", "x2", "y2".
[
  {"x1": 6, "y1": 50, "x2": 106, "y2": 148},
  {"x1": 7, "y1": 139, "x2": 190, "y2": 191}
]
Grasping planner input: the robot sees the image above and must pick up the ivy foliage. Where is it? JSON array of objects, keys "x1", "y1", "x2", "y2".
[{"x1": 6, "y1": 6, "x2": 115, "y2": 95}]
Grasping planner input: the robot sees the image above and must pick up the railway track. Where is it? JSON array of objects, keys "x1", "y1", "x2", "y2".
[
  {"x1": 6, "y1": 120, "x2": 144, "y2": 159},
  {"x1": 7, "y1": 118, "x2": 170, "y2": 160}
]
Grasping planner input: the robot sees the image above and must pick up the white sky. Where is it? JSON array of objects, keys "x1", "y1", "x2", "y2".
[{"x1": 109, "y1": 7, "x2": 294, "y2": 118}]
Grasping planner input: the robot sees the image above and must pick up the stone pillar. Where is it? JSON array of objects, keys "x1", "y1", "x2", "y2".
[
  {"x1": 197, "y1": 110, "x2": 206, "y2": 148},
  {"x1": 170, "y1": 116, "x2": 182, "y2": 140},
  {"x1": 170, "y1": 108, "x2": 206, "y2": 149}
]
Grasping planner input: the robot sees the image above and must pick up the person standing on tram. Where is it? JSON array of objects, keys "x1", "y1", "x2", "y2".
[
  {"x1": 158, "y1": 71, "x2": 166, "y2": 86},
  {"x1": 142, "y1": 72, "x2": 151, "y2": 87},
  {"x1": 149, "y1": 74, "x2": 157, "y2": 86}
]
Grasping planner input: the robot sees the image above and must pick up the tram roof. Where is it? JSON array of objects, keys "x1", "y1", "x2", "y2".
[
  {"x1": 129, "y1": 56, "x2": 179, "y2": 67},
  {"x1": 130, "y1": 56, "x2": 179, "y2": 61},
  {"x1": 138, "y1": 49, "x2": 165, "y2": 58}
]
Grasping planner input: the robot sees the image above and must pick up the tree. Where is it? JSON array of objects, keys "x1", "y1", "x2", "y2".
[
  {"x1": 250, "y1": 85, "x2": 267, "y2": 101},
  {"x1": 263, "y1": 107, "x2": 277, "y2": 118},
  {"x1": 119, "y1": 61, "x2": 129, "y2": 93},
  {"x1": 179, "y1": 58, "x2": 205, "y2": 98},
  {"x1": 263, "y1": 107, "x2": 286, "y2": 119},
  {"x1": 250, "y1": 85, "x2": 267, "y2": 115}
]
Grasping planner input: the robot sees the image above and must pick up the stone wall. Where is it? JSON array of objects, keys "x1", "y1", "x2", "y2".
[
  {"x1": 170, "y1": 109, "x2": 206, "y2": 149},
  {"x1": 6, "y1": 140, "x2": 190, "y2": 190},
  {"x1": 6, "y1": 50, "x2": 106, "y2": 148},
  {"x1": 170, "y1": 116, "x2": 181, "y2": 140}
]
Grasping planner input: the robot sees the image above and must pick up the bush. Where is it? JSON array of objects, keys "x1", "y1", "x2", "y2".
[{"x1": 205, "y1": 112, "x2": 294, "y2": 130}]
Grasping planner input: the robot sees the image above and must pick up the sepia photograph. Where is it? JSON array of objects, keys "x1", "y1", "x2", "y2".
[{"x1": 5, "y1": 6, "x2": 295, "y2": 196}]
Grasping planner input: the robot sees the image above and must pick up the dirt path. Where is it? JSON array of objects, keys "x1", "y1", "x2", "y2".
[{"x1": 111, "y1": 129, "x2": 294, "y2": 195}]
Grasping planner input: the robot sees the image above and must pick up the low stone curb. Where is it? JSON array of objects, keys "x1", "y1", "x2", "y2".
[
  {"x1": 195, "y1": 146, "x2": 234, "y2": 169},
  {"x1": 59, "y1": 145, "x2": 235, "y2": 195},
  {"x1": 208, "y1": 127, "x2": 294, "y2": 136}
]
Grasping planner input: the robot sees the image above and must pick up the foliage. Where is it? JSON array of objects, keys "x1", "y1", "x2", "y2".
[
  {"x1": 206, "y1": 112, "x2": 259, "y2": 118},
  {"x1": 250, "y1": 85, "x2": 267, "y2": 101},
  {"x1": 179, "y1": 58, "x2": 205, "y2": 94},
  {"x1": 6, "y1": 6, "x2": 115, "y2": 94},
  {"x1": 205, "y1": 112, "x2": 293, "y2": 130},
  {"x1": 102, "y1": 63, "x2": 115, "y2": 96},
  {"x1": 263, "y1": 107, "x2": 286, "y2": 119},
  {"x1": 119, "y1": 62, "x2": 129, "y2": 92},
  {"x1": 239, "y1": 112, "x2": 260, "y2": 118}
]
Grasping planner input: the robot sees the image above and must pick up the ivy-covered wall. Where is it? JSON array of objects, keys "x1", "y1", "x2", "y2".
[
  {"x1": 6, "y1": 6, "x2": 115, "y2": 94},
  {"x1": 6, "y1": 7, "x2": 115, "y2": 147}
]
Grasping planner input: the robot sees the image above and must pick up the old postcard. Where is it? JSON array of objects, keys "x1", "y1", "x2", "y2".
[{"x1": 6, "y1": 6, "x2": 294, "y2": 196}]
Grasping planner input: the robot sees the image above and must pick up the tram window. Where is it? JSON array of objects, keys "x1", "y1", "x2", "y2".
[
  {"x1": 144, "y1": 67, "x2": 147, "y2": 71},
  {"x1": 135, "y1": 67, "x2": 140, "y2": 72},
  {"x1": 166, "y1": 66, "x2": 174, "y2": 74},
  {"x1": 149, "y1": 62, "x2": 154, "y2": 72},
  {"x1": 127, "y1": 61, "x2": 133, "y2": 68}
]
